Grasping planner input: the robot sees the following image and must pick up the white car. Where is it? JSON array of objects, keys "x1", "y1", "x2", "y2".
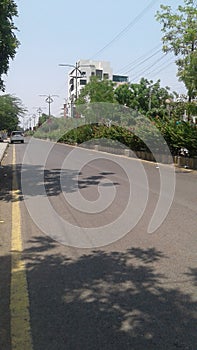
[{"x1": 10, "y1": 131, "x2": 24, "y2": 144}]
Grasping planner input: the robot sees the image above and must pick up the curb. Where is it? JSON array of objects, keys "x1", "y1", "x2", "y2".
[
  {"x1": 32, "y1": 137, "x2": 197, "y2": 173},
  {"x1": 0, "y1": 142, "x2": 9, "y2": 165}
]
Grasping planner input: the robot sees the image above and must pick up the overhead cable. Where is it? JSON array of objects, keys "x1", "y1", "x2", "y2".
[
  {"x1": 116, "y1": 43, "x2": 162, "y2": 74},
  {"x1": 91, "y1": 0, "x2": 160, "y2": 59},
  {"x1": 131, "y1": 53, "x2": 168, "y2": 81},
  {"x1": 150, "y1": 59, "x2": 176, "y2": 78},
  {"x1": 123, "y1": 48, "x2": 162, "y2": 75}
]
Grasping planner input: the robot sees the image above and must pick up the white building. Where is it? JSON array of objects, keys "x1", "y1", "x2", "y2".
[{"x1": 66, "y1": 59, "x2": 128, "y2": 117}]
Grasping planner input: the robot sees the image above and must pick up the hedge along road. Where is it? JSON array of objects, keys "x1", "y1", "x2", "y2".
[{"x1": 0, "y1": 138, "x2": 197, "y2": 350}]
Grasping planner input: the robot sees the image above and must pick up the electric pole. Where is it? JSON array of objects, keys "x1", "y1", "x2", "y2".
[{"x1": 39, "y1": 95, "x2": 59, "y2": 117}]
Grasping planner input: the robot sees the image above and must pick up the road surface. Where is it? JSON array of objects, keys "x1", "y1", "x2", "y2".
[{"x1": 0, "y1": 138, "x2": 196, "y2": 350}]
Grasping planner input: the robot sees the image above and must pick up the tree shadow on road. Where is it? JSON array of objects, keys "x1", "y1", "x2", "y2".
[
  {"x1": 23, "y1": 237, "x2": 197, "y2": 350},
  {"x1": 0, "y1": 162, "x2": 120, "y2": 203},
  {"x1": 186, "y1": 268, "x2": 197, "y2": 287}
]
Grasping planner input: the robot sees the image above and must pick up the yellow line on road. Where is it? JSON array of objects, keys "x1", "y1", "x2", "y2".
[{"x1": 10, "y1": 146, "x2": 33, "y2": 350}]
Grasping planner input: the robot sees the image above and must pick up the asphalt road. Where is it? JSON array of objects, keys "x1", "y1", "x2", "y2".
[{"x1": 0, "y1": 138, "x2": 197, "y2": 350}]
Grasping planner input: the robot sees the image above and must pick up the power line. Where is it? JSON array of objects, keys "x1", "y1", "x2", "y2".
[
  {"x1": 147, "y1": 56, "x2": 175, "y2": 77},
  {"x1": 123, "y1": 48, "x2": 162, "y2": 75},
  {"x1": 116, "y1": 43, "x2": 162, "y2": 74},
  {"x1": 131, "y1": 53, "x2": 168, "y2": 81},
  {"x1": 91, "y1": 0, "x2": 160, "y2": 59},
  {"x1": 150, "y1": 59, "x2": 176, "y2": 78}
]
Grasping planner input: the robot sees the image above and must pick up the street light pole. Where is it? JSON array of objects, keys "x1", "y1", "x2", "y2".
[
  {"x1": 33, "y1": 106, "x2": 46, "y2": 118},
  {"x1": 32, "y1": 114, "x2": 36, "y2": 128},
  {"x1": 59, "y1": 63, "x2": 83, "y2": 118},
  {"x1": 59, "y1": 62, "x2": 82, "y2": 100},
  {"x1": 75, "y1": 62, "x2": 78, "y2": 100},
  {"x1": 29, "y1": 117, "x2": 32, "y2": 130},
  {"x1": 37, "y1": 107, "x2": 43, "y2": 118},
  {"x1": 33, "y1": 106, "x2": 46, "y2": 126},
  {"x1": 59, "y1": 62, "x2": 96, "y2": 117},
  {"x1": 39, "y1": 95, "x2": 58, "y2": 117}
]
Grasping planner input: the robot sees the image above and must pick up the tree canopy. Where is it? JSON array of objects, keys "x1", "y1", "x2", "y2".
[
  {"x1": 76, "y1": 76, "x2": 116, "y2": 104},
  {"x1": 0, "y1": 94, "x2": 26, "y2": 131},
  {"x1": 0, "y1": 0, "x2": 20, "y2": 91},
  {"x1": 115, "y1": 78, "x2": 173, "y2": 117},
  {"x1": 156, "y1": 0, "x2": 197, "y2": 101},
  {"x1": 76, "y1": 76, "x2": 175, "y2": 118}
]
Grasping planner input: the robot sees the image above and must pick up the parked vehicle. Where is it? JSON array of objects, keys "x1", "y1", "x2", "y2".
[{"x1": 10, "y1": 131, "x2": 24, "y2": 143}]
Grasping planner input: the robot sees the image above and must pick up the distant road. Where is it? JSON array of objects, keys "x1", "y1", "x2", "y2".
[{"x1": 0, "y1": 138, "x2": 197, "y2": 350}]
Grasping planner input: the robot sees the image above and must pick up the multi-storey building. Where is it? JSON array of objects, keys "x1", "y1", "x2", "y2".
[{"x1": 66, "y1": 59, "x2": 128, "y2": 117}]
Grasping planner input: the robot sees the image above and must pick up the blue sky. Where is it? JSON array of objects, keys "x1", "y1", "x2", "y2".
[{"x1": 4, "y1": 0, "x2": 185, "y2": 124}]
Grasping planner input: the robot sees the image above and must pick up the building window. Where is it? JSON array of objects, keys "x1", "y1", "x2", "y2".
[
  {"x1": 113, "y1": 75, "x2": 128, "y2": 83},
  {"x1": 91, "y1": 71, "x2": 95, "y2": 76},
  {"x1": 103, "y1": 73, "x2": 109, "y2": 79},
  {"x1": 80, "y1": 79, "x2": 87, "y2": 85},
  {"x1": 96, "y1": 69, "x2": 103, "y2": 79}
]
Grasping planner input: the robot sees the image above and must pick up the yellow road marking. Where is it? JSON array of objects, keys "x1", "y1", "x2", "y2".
[{"x1": 10, "y1": 146, "x2": 33, "y2": 350}]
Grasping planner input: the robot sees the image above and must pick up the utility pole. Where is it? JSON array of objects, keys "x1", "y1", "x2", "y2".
[
  {"x1": 59, "y1": 62, "x2": 83, "y2": 101},
  {"x1": 39, "y1": 95, "x2": 58, "y2": 117},
  {"x1": 33, "y1": 106, "x2": 46, "y2": 118},
  {"x1": 37, "y1": 107, "x2": 43, "y2": 118},
  {"x1": 59, "y1": 62, "x2": 94, "y2": 117},
  {"x1": 32, "y1": 114, "x2": 36, "y2": 128},
  {"x1": 59, "y1": 63, "x2": 83, "y2": 118},
  {"x1": 29, "y1": 117, "x2": 32, "y2": 130},
  {"x1": 59, "y1": 62, "x2": 94, "y2": 98}
]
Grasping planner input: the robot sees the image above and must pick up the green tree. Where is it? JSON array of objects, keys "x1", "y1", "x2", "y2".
[
  {"x1": 0, "y1": 94, "x2": 25, "y2": 131},
  {"x1": 38, "y1": 113, "x2": 49, "y2": 126},
  {"x1": 155, "y1": 116, "x2": 197, "y2": 156},
  {"x1": 114, "y1": 83, "x2": 133, "y2": 107},
  {"x1": 156, "y1": 0, "x2": 197, "y2": 101},
  {"x1": 178, "y1": 50, "x2": 197, "y2": 100},
  {"x1": 76, "y1": 76, "x2": 116, "y2": 104},
  {"x1": 0, "y1": 0, "x2": 20, "y2": 91},
  {"x1": 114, "y1": 78, "x2": 173, "y2": 117}
]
